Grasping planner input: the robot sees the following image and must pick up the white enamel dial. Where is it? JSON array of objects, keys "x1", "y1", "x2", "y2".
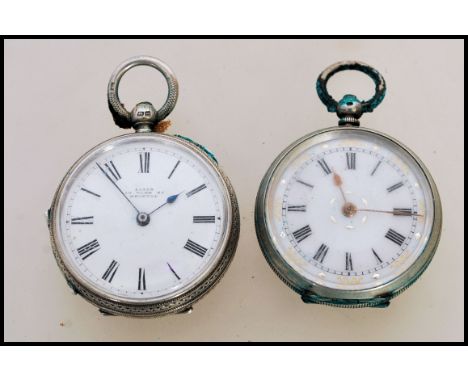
[
  {"x1": 54, "y1": 134, "x2": 230, "y2": 303},
  {"x1": 264, "y1": 129, "x2": 435, "y2": 291}
]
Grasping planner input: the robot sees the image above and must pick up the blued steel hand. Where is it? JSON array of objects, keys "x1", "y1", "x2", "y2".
[
  {"x1": 96, "y1": 162, "x2": 140, "y2": 214},
  {"x1": 148, "y1": 191, "x2": 184, "y2": 216}
]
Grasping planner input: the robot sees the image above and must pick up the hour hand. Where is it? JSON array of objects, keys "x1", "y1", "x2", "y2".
[
  {"x1": 167, "y1": 191, "x2": 184, "y2": 204},
  {"x1": 149, "y1": 191, "x2": 184, "y2": 216},
  {"x1": 333, "y1": 172, "x2": 348, "y2": 203}
]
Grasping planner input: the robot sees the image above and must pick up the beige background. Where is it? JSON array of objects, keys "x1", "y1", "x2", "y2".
[{"x1": 4, "y1": 39, "x2": 464, "y2": 342}]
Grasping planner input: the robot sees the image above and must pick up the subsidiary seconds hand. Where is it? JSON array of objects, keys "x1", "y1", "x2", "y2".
[{"x1": 96, "y1": 162, "x2": 140, "y2": 214}]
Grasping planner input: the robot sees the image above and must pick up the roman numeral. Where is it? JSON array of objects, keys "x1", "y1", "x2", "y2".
[
  {"x1": 167, "y1": 262, "x2": 181, "y2": 280},
  {"x1": 102, "y1": 260, "x2": 119, "y2": 283},
  {"x1": 387, "y1": 181, "x2": 404, "y2": 193},
  {"x1": 186, "y1": 184, "x2": 207, "y2": 198},
  {"x1": 168, "y1": 160, "x2": 180, "y2": 179},
  {"x1": 317, "y1": 158, "x2": 331, "y2": 175},
  {"x1": 80, "y1": 188, "x2": 101, "y2": 198},
  {"x1": 346, "y1": 152, "x2": 356, "y2": 170},
  {"x1": 345, "y1": 252, "x2": 353, "y2": 271},
  {"x1": 71, "y1": 216, "x2": 94, "y2": 225},
  {"x1": 193, "y1": 216, "x2": 216, "y2": 223},
  {"x1": 292, "y1": 225, "x2": 312, "y2": 243},
  {"x1": 372, "y1": 248, "x2": 383, "y2": 264},
  {"x1": 138, "y1": 268, "x2": 146, "y2": 290},
  {"x1": 139, "y1": 152, "x2": 150, "y2": 173},
  {"x1": 287, "y1": 205, "x2": 307, "y2": 212},
  {"x1": 385, "y1": 229, "x2": 406, "y2": 246},
  {"x1": 296, "y1": 179, "x2": 314, "y2": 189},
  {"x1": 103, "y1": 160, "x2": 121, "y2": 181},
  {"x1": 313, "y1": 243, "x2": 329, "y2": 263},
  {"x1": 76, "y1": 239, "x2": 100, "y2": 260},
  {"x1": 393, "y1": 208, "x2": 415, "y2": 216},
  {"x1": 184, "y1": 239, "x2": 208, "y2": 257},
  {"x1": 371, "y1": 160, "x2": 382, "y2": 176}
]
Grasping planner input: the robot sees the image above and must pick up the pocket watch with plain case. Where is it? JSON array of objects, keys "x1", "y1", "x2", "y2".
[
  {"x1": 255, "y1": 61, "x2": 442, "y2": 308},
  {"x1": 48, "y1": 56, "x2": 240, "y2": 317}
]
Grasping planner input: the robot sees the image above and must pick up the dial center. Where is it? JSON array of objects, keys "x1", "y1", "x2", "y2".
[
  {"x1": 341, "y1": 202, "x2": 358, "y2": 218},
  {"x1": 136, "y1": 212, "x2": 150, "y2": 226}
]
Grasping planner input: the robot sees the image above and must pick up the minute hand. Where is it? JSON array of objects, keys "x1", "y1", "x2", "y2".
[
  {"x1": 96, "y1": 162, "x2": 140, "y2": 214},
  {"x1": 357, "y1": 208, "x2": 423, "y2": 217}
]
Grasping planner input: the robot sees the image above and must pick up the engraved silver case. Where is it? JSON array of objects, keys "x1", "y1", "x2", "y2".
[{"x1": 49, "y1": 133, "x2": 240, "y2": 317}]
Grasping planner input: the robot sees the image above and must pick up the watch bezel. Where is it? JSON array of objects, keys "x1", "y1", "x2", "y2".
[
  {"x1": 49, "y1": 133, "x2": 240, "y2": 317},
  {"x1": 255, "y1": 126, "x2": 442, "y2": 304}
]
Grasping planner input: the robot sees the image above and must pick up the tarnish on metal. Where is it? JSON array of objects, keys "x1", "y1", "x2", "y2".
[
  {"x1": 255, "y1": 126, "x2": 442, "y2": 308},
  {"x1": 107, "y1": 56, "x2": 179, "y2": 130},
  {"x1": 174, "y1": 134, "x2": 218, "y2": 164},
  {"x1": 49, "y1": 133, "x2": 240, "y2": 318},
  {"x1": 316, "y1": 61, "x2": 386, "y2": 127}
]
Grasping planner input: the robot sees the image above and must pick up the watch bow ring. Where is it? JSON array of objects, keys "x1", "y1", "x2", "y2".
[
  {"x1": 107, "y1": 55, "x2": 179, "y2": 130},
  {"x1": 316, "y1": 60, "x2": 387, "y2": 126}
]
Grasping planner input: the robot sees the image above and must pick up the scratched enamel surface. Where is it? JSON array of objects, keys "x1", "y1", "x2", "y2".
[{"x1": 265, "y1": 130, "x2": 435, "y2": 291}]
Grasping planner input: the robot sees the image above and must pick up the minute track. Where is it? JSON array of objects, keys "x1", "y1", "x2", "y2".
[
  {"x1": 279, "y1": 143, "x2": 424, "y2": 279},
  {"x1": 58, "y1": 136, "x2": 230, "y2": 304}
]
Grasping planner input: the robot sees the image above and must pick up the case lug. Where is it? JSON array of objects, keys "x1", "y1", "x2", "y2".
[
  {"x1": 177, "y1": 306, "x2": 193, "y2": 315},
  {"x1": 66, "y1": 280, "x2": 79, "y2": 295},
  {"x1": 45, "y1": 208, "x2": 51, "y2": 228}
]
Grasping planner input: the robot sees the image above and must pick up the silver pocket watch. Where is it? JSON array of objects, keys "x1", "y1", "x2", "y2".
[
  {"x1": 48, "y1": 56, "x2": 240, "y2": 317},
  {"x1": 255, "y1": 61, "x2": 442, "y2": 308}
]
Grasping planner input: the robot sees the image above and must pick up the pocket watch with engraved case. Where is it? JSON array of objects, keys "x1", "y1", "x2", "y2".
[
  {"x1": 255, "y1": 61, "x2": 442, "y2": 308},
  {"x1": 48, "y1": 56, "x2": 239, "y2": 317}
]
